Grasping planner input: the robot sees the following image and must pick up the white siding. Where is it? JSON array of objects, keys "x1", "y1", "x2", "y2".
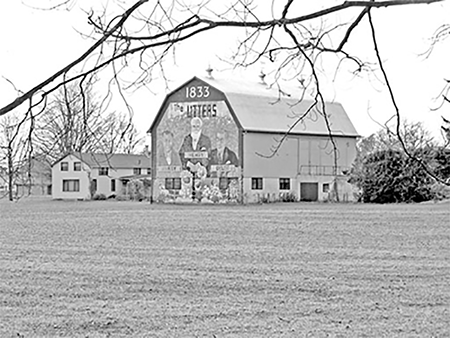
[
  {"x1": 52, "y1": 154, "x2": 91, "y2": 199},
  {"x1": 92, "y1": 167, "x2": 137, "y2": 196}
]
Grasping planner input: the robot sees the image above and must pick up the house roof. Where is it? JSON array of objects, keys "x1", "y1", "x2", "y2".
[
  {"x1": 52, "y1": 153, "x2": 151, "y2": 169},
  {"x1": 197, "y1": 76, "x2": 359, "y2": 137}
]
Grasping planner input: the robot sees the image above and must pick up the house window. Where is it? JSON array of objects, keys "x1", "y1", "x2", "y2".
[
  {"x1": 251, "y1": 177, "x2": 263, "y2": 190},
  {"x1": 323, "y1": 183, "x2": 330, "y2": 193},
  {"x1": 111, "y1": 179, "x2": 116, "y2": 192},
  {"x1": 99, "y1": 167, "x2": 109, "y2": 176},
  {"x1": 279, "y1": 178, "x2": 290, "y2": 190},
  {"x1": 165, "y1": 178, "x2": 181, "y2": 190},
  {"x1": 147, "y1": 168, "x2": 151, "y2": 175},
  {"x1": 133, "y1": 168, "x2": 142, "y2": 175},
  {"x1": 60, "y1": 162, "x2": 68, "y2": 171},
  {"x1": 74, "y1": 162, "x2": 81, "y2": 171},
  {"x1": 62, "y1": 179, "x2": 80, "y2": 192}
]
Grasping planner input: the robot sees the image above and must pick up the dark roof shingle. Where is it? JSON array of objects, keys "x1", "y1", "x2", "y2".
[{"x1": 53, "y1": 153, "x2": 150, "y2": 169}]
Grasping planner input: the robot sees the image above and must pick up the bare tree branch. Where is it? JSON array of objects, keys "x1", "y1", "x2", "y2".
[
  {"x1": 367, "y1": 8, "x2": 449, "y2": 185},
  {"x1": 0, "y1": 0, "x2": 149, "y2": 117},
  {"x1": 0, "y1": 0, "x2": 444, "y2": 117}
]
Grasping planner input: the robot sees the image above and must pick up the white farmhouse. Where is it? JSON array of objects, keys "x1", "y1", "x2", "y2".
[{"x1": 51, "y1": 153, "x2": 151, "y2": 200}]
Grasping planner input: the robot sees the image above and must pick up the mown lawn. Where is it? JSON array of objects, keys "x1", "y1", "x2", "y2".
[{"x1": 0, "y1": 198, "x2": 449, "y2": 337}]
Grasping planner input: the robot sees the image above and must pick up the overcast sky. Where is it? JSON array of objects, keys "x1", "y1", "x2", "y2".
[{"x1": 1, "y1": 1, "x2": 449, "y2": 142}]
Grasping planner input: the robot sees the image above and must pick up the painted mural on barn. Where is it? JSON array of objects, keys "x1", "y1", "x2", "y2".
[{"x1": 154, "y1": 82, "x2": 241, "y2": 203}]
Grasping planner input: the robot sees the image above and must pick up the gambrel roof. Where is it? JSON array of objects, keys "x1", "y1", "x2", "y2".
[
  {"x1": 150, "y1": 76, "x2": 359, "y2": 137},
  {"x1": 198, "y1": 76, "x2": 358, "y2": 137}
]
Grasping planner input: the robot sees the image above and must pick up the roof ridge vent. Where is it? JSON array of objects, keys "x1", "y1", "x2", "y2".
[
  {"x1": 206, "y1": 65, "x2": 213, "y2": 78},
  {"x1": 259, "y1": 71, "x2": 266, "y2": 85}
]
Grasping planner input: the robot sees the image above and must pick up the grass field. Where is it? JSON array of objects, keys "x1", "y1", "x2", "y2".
[{"x1": 0, "y1": 198, "x2": 449, "y2": 337}]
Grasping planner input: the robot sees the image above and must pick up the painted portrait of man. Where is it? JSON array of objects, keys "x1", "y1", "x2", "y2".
[
  {"x1": 157, "y1": 130, "x2": 181, "y2": 167},
  {"x1": 178, "y1": 117, "x2": 212, "y2": 174},
  {"x1": 210, "y1": 129, "x2": 239, "y2": 166}
]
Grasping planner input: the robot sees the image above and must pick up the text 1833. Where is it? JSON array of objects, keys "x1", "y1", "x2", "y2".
[{"x1": 185, "y1": 86, "x2": 210, "y2": 99}]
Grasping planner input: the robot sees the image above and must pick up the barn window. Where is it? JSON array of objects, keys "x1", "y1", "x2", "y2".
[
  {"x1": 62, "y1": 179, "x2": 80, "y2": 192},
  {"x1": 165, "y1": 178, "x2": 181, "y2": 190},
  {"x1": 73, "y1": 162, "x2": 81, "y2": 171},
  {"x1": 60, "y1": 162, "x2": 68, "y2": 171},
  {"x1": 251, "y1": 177, "x2": 263, "y2": 190},
  {"x1": 99, "y1": 167, "x2": 109, "y2": 176},
  {"x1": 279, "y1": 178, "x2": 290, "y2": 190}
]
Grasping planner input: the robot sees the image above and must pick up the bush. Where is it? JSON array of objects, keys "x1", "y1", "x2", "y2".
[
  {"x1": 279, "y1": 192, "x2": 297, "y2": 202},
  {"x1": 430, "y1": 182, "x2": 450, "y2": 201},
  {"x1": 126, "y1": 179, "x2": 146, "y2": 201},
  {"x1": 115, "y1": 195, "x2": 130, "y2": 201},
  {"x1": 258, "y1": 195, "x2": 271, "y2": 204},
  {"x1": 355, "y1": 149, "x2": 434, "y2": 203},
  {"x1": 350, "y1": 123, "x2": 449, "y2": 204},
  {"x1": 92, "y1": 193, "x2": 107, "y2": 200}
]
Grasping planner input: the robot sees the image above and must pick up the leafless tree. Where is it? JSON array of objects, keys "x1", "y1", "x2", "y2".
[
  {"x1": 33, "y1": 78, "x2": 144, "y2": 163},
  {"x1": 0, "y1": 0, "x2": 448, "y2": 188},
  {"x1": 96, "y1": 110, "x2": 145, "y2": 155},
  {"x1": 0, "y1": 113, "x2": 33, "y2": 201}
]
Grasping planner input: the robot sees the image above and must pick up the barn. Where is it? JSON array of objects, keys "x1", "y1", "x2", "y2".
[{"x1": 149, "y1": 75, "x2": 359, "y2": 203}]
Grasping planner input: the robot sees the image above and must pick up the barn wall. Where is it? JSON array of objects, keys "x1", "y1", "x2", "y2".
[
  {"x1": 242, "y1": 132, "x2": 357, "y2": 203},
  {"x1": 243, "y1": 133, "x2": 298, "y2": 177},
  {"x1": 151, "y1": 78, "x2": 242, "y2": 203}
]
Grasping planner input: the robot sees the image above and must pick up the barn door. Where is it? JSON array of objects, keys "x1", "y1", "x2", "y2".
[{"x1": 300, "y1": 182, "x2": 318, "y2": 202}]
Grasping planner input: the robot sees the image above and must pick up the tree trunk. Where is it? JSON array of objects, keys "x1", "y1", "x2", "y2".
[{"x1": 7, "y1": 146, "x2": 13, "y2": 201}]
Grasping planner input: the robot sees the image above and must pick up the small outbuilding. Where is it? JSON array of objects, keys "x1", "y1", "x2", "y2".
[
  {"x1": 149, "y1": 76, "x2": 359, "y2": 203},
  {"x1": 51, "y1": 153, "x2": 151, "y2": 200}
]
